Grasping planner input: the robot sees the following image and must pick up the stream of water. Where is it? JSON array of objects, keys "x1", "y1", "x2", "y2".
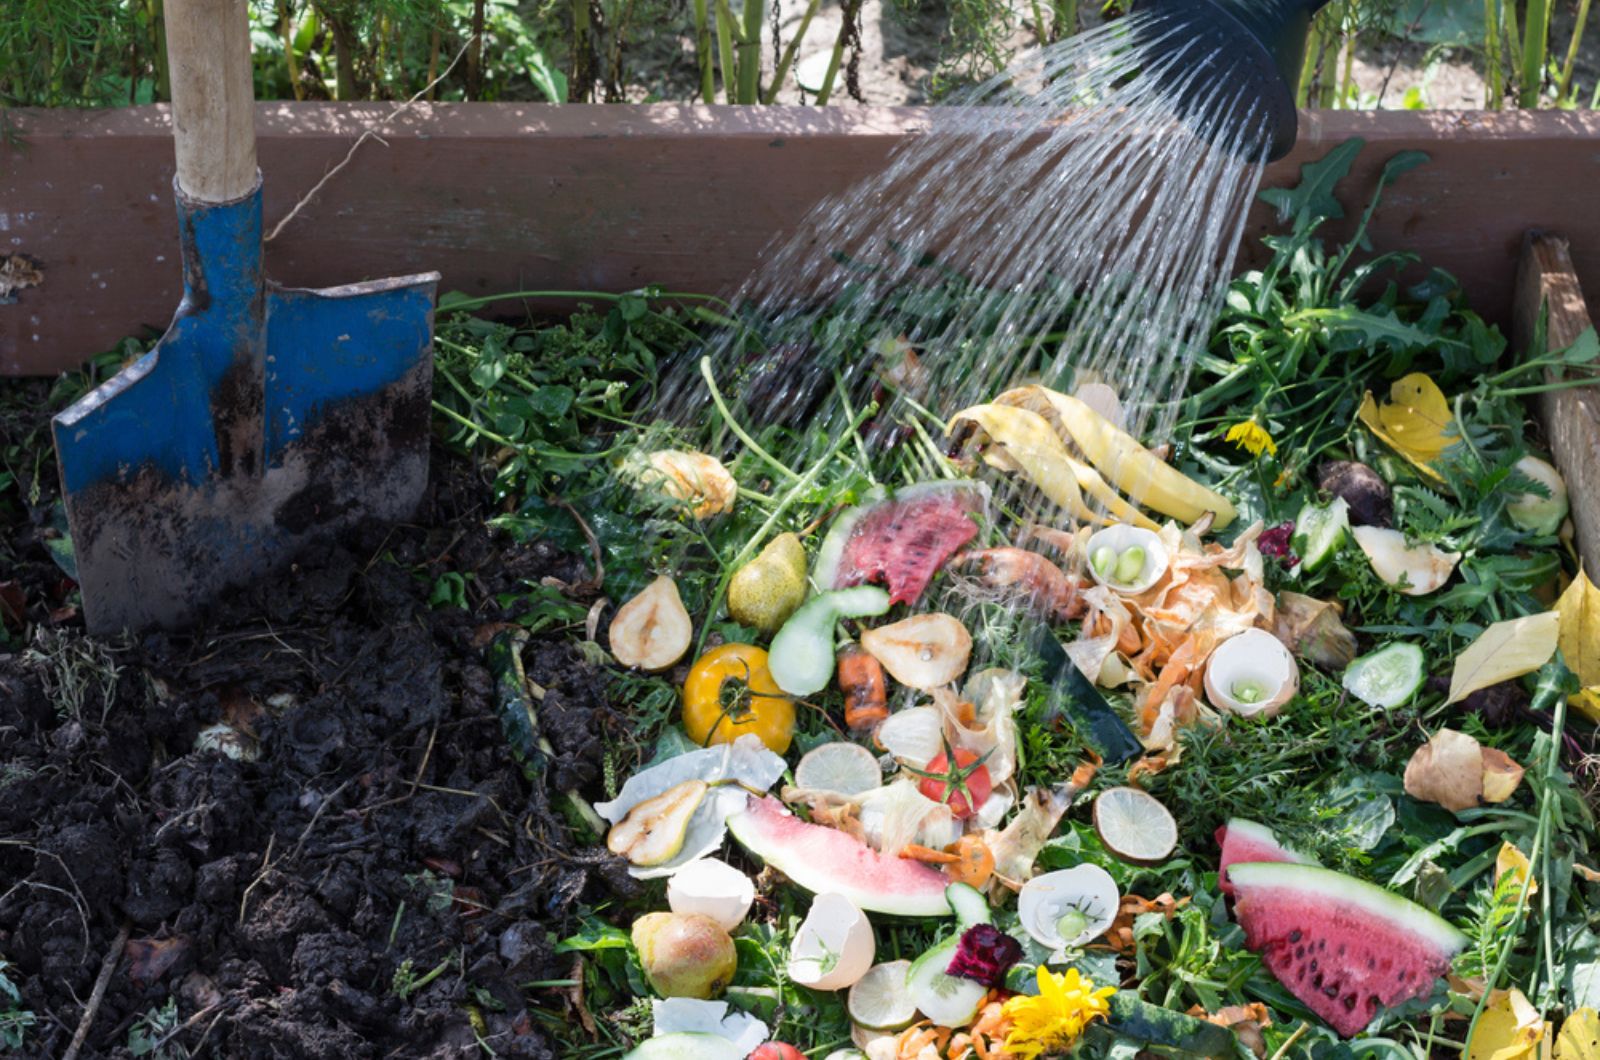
[{"x1": 658, "y1": 12, "x2": 1270, "y2": 452}]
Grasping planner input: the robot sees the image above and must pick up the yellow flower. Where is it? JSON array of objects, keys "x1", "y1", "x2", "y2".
[
  {"x1": 1001, "y1": 966, "x2": 1116, "y2": 1059},
  {"x1": 1225, "y1": 419, "x2": 1277, "y2": 458}
]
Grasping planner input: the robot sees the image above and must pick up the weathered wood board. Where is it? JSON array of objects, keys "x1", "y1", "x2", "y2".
[
  {"x1": 2, "y1": 105, "x2": 1599, "y2": 375},
  {"x1": 1514, "y1": 234, "x2": 1600, "y2": 568}
]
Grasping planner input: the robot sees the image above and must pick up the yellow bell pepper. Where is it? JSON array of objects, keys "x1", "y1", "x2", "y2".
[{"x1": 682, "y1": 643, "x2": 795, "y2": 754}]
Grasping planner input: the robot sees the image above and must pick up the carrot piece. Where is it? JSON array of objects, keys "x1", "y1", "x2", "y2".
[
  {"x1": 838, "y1": 645, "x2": 888, "y2": 733},
  {"x1": 900, "y1": 843, "x2": 959, "y2": 864},
  {"x1": 946, "y1": 835, "x2": 996, "y2": 889}
]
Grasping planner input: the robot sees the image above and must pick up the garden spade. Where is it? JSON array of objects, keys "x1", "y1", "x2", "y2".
[{"x1": 52, "y1": 0, "x2": 440, "y2": 633}]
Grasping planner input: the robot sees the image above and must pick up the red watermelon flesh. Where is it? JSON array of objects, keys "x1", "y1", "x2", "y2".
[
  {"x1": 813, "y1": 482, "x2": 988, "y2": 606},
  {"x1": 1229, "y1": 862, "x2": 1466, "y2": 1038},
  {"x1": 1216, "y1": 818, "x2": 1316, "y2": 896}
]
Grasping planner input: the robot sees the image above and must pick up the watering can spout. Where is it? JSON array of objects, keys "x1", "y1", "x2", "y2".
[{"x1": 1143, "y1": 0, "x2": 1334, "y2": 162}]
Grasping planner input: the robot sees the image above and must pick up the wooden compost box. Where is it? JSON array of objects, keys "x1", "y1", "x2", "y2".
[{"x1": 1, "y1": 104, "x2": 1597, "y2": 558}]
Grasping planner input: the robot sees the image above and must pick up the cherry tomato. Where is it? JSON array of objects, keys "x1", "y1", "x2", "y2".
[
  {"x1": 916, "y1": 749, "x2": 993, "y2": 819},
  {"x1": 748, "y1": 1044, "x2": 805, "y2": 1060}
]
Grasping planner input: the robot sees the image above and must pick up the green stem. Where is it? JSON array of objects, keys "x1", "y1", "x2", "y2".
[
  {"x1": 1485, "y1": 0, "x2": 1503, "y2": 106},
  {"x1": 1520, "y1": 0, "x2": 1551, "y2": 107},
  {"x1": 1463, "y1": 672, "x2": 1570, "y2": 1045},
  {"x1": 694, "y1": 0, "x2": 716, "y2": 101},
  {"x1": 714, "y1": 0, "x2": 738, "y2": 103},
  {"x1": 699, "y1": 357, "x2": 801, "y2": 483},
  {"x1": 814, "y1": 6, "x2": 851, "y2": 105},
  {"x1": 737, "y1": 0, "x2": 763, "y2": 103},
  {"x1": 694, "y1": 401, "x2": 877, "y2": 656},
  {"x1": 763, "y1": 0, "x2": 822, "y2": 102},
  {"x1": 1558, "y1": 0, "x2": 1592, "y2": 102}
]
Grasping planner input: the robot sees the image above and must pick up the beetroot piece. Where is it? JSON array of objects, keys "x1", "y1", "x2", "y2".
[{"x1": 945, "y1": 924, "x2": 1024, "y2": 987}]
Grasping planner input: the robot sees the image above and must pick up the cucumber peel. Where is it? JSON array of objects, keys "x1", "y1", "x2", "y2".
[
  {"x1": 768, "y1": 586, "x2": 891, "y2": 696},
  {"x1": 1341, "y1": 641, "x2": 1427, "y2": 709},
  {"x1": 946, "y1": 882, "x2": 992, "y2": 929},
  {"x1": 1293, "y1": 496, "x2": 1350, "y2": 573},
  {"x1": 905, "y1": 935, "x2": 988, "y2": 1029}
]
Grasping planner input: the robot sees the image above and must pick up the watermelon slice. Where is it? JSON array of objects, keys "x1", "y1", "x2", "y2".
[
  {"x1": 813, "y1": 482, "x2": 989, "y2": 606},
  {"x1": 1216, "y1": 818, "x2": 1316, "y2": 896},
  {"x1": 1229, "y1": 862, "x2": 1466, "y2": 1037},
  {"x1": 725, "y1": 796, "x2": 954, "y2": 917}
]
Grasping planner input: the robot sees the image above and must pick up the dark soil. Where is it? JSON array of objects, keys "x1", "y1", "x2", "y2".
[{"x1": 0, "y1": 408, "x2": 632, "y2": 1057}]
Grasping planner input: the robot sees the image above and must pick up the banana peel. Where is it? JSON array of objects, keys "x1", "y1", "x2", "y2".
[
  {"x1": 993, "y1": 385, "x2": 1236, "y2": 529},
  {"x1": 948, "y1": 404, "x2": 1157, "y2": 530}
]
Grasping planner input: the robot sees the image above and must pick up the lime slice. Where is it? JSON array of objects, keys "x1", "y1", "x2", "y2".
[
  {"x1": 795, "y1": 742, "x2": 882, "y2": 796},
  {"x1": 1092, "y1": 786, "x2": 1177, "y2": 864},
  {"x1": 847, "y1": 960, "x2": 917, "y2": 1031}
]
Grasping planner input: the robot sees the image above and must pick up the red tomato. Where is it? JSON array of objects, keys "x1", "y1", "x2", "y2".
[
  {"x1": 748, "y1": 1044, "x2": 805, "y2": 1060},
  {"x1": 917, "y1": 749, "x2": 993, "y2": 819}
]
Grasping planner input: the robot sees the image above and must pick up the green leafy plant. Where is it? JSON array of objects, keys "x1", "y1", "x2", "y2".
[{"x1": 0, "y1": 961, "x2": 35, "y2": 1053}]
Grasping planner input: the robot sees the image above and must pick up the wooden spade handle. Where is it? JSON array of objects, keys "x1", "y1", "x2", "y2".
[{"x1": 165, "y1": 0, "x2": 258, "y2": 203}]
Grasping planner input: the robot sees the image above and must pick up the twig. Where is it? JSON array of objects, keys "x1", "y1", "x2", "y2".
[
  {"x1": 411, "y1": 721, "x2": 440, "y2": 796},
  {"x1": 61, "y1": 921, "x2": 130, "y2": 1060},
  {"x1": 1267, "y1": 1021, "x2": 1310, "y2": 1060},
  {"x1": 238, "y1": 832, "x2": 277, "y2": 925},
  {"x1": 264, "y1": 34, "x2": 476, "y2": 243}
]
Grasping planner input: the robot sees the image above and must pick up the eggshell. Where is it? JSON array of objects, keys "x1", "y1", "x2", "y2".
[
  {"x1": 788, "y1": 893, "x2": 876, "y2": 991},
  {"x1": 1203, "y1": 628, "x2": 1300, "y2": 719},
  {"x1": 667, "y1": 858, "x2": 756, "y2": 932}
]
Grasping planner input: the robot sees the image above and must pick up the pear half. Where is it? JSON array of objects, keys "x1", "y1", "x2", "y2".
[{"x1": 607, "y1": 779, "x2": 709, "y2": 866}]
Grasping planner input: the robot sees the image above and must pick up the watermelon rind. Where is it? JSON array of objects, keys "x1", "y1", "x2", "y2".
[
  {"x1": 1105, "y1": 993, "x2": 1238, "y2": 1058},
  {"x1": 812, "y1": 480, "x2": 990, "y2": 597},
  {"x1": 1217, "y1": 818, "x2": 1316, "y2": 895},
  {"x1": 1227, "y1": 862, "x2": 1466, "y2": 953},
  {"x1": 727, "y1": 796, "x2": 954, "y2": 917}
]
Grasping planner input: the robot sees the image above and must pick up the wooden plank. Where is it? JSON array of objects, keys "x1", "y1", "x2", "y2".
[
  {"x1": 1513, "y1": 233, "x2": 1600, "y2": 569},
  {"x1": 3, "y1": 104, "x2": 1600, "y2": 375}
]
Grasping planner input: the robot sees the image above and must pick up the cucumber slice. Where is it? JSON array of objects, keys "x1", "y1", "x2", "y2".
[
  {"x1": 945, "y1": 883, "x2": 992, "y2": 929},
  {"x1": 905, "y1": 936, "x2": 989, "y2": 1029},
  {"x1": 1342, "y1": 642, "x2": 1427, "y2": 709},
  {"x1": 1293, "y1": 497, "x2": 1350, "y2": 573},
  {"x1": 768, "y1": 586, "x2": 891, "y2": 696}
]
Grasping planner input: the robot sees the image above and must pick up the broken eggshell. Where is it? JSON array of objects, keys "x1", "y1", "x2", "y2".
[
  {"x1": 1083, "y1": 524, "x2": 1169, "y2": 596},
  {"x1": 788, "y1": 892, "x2": 876, "y2": 991},
  {"x1": 667, "y1": 858, "x2": 756, "y2": 932},
  {"x1": 1203, "y1": 628, "x2": 1300, "y2": 719},
  {"x1": 1351, "y1": 526, "x2": 1460, "y2": 596},
  {"x1": 1018, "y1": 863, "x2": 1120, "y2": 961},
  {"x1": 651, "y1": 998, "x2": 770, "y2": 1055}
]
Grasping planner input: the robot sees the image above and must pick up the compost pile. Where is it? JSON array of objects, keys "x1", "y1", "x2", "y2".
[
  {"x1": 3, "y1": 143, "x2": 1600, "y2": 1060},
  {"x1": 0, "y1": 433, "x2": 630, "y2": 1057}
]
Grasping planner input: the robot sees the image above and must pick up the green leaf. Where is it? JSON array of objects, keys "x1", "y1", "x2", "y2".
[{"x1": 1258, "y1": 138, "x2": 1365, "y2": 234}]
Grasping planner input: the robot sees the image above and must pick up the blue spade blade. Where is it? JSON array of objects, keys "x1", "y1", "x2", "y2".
[{"x1": 52, "y1": 180, "x2": 440, "y2": 633}]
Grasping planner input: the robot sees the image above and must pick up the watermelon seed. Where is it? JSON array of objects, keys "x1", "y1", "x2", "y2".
[{"x1": 1288, "y1": 929, "x2": 1302, "y2": 943}]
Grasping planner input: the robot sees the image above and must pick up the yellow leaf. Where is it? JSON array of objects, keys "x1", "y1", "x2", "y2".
[
  {"x1": 1556, "y1": 1008, "x2": 1600, "y2": 1060},
  {"x1": 1447, "y1": 612, "x2": 1561, "y2": 705},
  {"x1": 1556, "y1": 569, "x2": 1600, "y2": 689},
  {"x1": 1495, "y1": 842, "x2": 1539, "y2": 896},
  {"x1": 1358, "y1": 373, "x2": 1458, "y2": 484},
  {"x1": 1469, "y1": 989, "x2": 1548, "y2": 1060},
  {"x1": 1574, "y1": 687, "x2": 1600, "y2": 726}
]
